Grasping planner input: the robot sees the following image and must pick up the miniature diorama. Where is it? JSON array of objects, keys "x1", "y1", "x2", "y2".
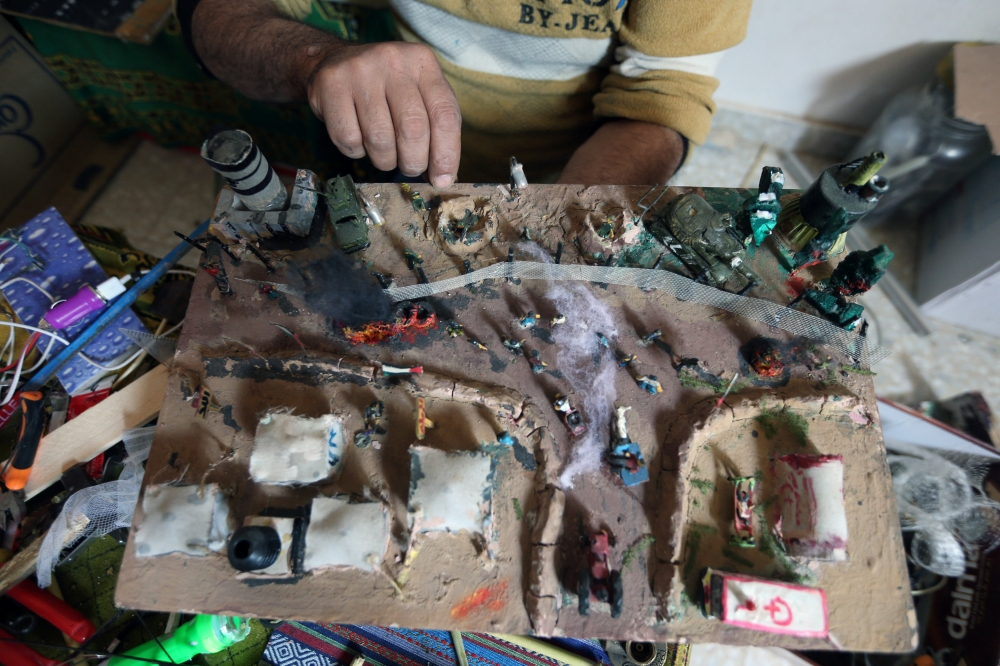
[{"x1": 116, "y1": 130, "x2": 912, "y2": 652}]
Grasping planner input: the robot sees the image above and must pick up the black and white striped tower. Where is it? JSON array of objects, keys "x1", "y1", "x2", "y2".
[{"x1": 201, "y1": 129, "x2": 288, "y2": 211}]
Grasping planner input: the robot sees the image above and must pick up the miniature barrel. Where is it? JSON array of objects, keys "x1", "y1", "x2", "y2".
[
  {"x1": 227, "y1": 525, "x2": 282, "y2": 571},
  {"x1": 201, "y1": 129, "x2": 288, "y2": 211}
]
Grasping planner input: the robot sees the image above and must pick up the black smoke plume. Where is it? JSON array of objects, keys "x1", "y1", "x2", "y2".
[{"x1": 287, "y1": 251, "x2": 393, "y2": 327}]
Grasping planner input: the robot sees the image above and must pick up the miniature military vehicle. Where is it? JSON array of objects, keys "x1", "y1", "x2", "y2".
[
  {"x1": 325, "y1": 175, "x2": 370, "y2": 254},
  {"x1": 650, "y1": 193, "x2": 760, "y2": 293},
  {"x1": 579, "y1": 531, "x2": 623, "y2": 618}
]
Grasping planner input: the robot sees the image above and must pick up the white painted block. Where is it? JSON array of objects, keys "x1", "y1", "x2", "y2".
[
  {"x1": 304, "y1": 496, "x2": 388, "y2": 572},
  {"x1": 250, "y1": 412, "x2": 344, "y2": 485},
  {"x1": 135, "y1": 484, "x2": 230, "y2": 557}
]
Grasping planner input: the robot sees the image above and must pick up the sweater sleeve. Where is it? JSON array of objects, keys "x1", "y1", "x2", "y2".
[{"x1": 592, "y1": 0, "x2": 752, "y2": 145}]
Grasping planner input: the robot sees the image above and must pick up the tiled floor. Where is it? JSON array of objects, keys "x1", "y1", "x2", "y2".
[
  {"x1": 79, "y1": 141, "x2": 219, "y2": 267},
  {"x1": 86, "y1": 110, "x2": 1000, "y2": 418}
]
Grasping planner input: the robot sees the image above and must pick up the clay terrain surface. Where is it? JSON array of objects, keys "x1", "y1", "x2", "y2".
[{"x1": 117, "y1": 184, "x2": 914, "y2": 651}]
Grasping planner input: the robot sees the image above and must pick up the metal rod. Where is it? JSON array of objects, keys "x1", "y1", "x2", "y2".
[
  {"x1": 241, "y1": 241, "x2": 275, "y2": 272},
  {"x1": 173, "y1": 231, "x2": 206, "y2": 253},
  {"x1": 23, "y1": 219, "x2": 211, "y2": 392}
]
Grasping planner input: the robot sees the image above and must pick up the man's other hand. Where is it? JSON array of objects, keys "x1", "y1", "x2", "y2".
[
  {"x1": 307, "y1": 42, "x2": 461, "y2": 188},
  {"x1": 558, "y1": 120, "x2": 685, "y2": 186}
]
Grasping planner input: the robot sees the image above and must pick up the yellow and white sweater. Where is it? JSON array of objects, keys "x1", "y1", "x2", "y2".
[{"x1": 275, "y1": 0, "x2": 752, "y2": 182}]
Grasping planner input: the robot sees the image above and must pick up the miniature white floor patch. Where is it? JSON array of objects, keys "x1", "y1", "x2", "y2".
[
  {"x1": 250, "y1": 412, "x2": 344, "y2": 485},
  {"x1": 775, "y1": 454, "x2": 848, "y2": 561},
  {"x1": 303, "y1": 497, "x2": 388, "y2": 572},
  {"x1": 408, "y1": 446, "x2": 492, "y2": 536},
  {"x1": 135, "y1": 484, "x2": 230, "y2": 557}
]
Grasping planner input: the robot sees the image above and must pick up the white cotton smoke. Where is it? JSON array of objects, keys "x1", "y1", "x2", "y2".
[{"x1": 518, "y1": 244, "x2": 618, "y2": 488}]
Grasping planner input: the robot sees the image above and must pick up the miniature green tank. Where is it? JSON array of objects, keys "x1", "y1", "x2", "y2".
[
  {"x1": 651, "y1": 193, "x2": 760, "y2": 292},
  {"x1": 325, "y1": 175, "x2": 370, "y2": 254}
]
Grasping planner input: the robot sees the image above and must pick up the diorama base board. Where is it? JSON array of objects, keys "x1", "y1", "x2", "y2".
[{"x1": 116, "y1": 184, "x2": 914, "y2": 651}]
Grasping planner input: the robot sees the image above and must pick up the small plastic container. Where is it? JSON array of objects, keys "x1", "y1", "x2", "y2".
[{"x1": 44, "y1": 276, "x2": 131, "y2": 330}]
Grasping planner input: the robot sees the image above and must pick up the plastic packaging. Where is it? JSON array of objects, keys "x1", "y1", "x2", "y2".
[{"x1": 850, "y1": 82, "x2": 992, "y2": 225}]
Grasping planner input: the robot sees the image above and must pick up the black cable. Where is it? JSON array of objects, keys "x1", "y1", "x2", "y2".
[
  {"x1": 66, "y1": 607, "x2": 127, "y2": 661},
  {"x1": 135, "y1": 611, "x2": 177, "y2": 664}
]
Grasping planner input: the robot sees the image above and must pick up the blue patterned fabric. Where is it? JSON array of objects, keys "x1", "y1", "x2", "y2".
[{"x1": 262, "y1": 623, "x2": 612, "y2": 666}]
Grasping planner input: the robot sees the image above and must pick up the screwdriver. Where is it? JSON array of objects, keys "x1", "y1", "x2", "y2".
[{"x1": 2, "y1": 391, "x2": 46, "y2": 491}]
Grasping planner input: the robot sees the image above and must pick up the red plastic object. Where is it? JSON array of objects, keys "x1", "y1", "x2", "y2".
[
  {"x1": 84, "y1": 452, "x2": 105, "y2": 480},
  {"x1": 6, "y1": 579, "x2": 96, "y2": 643},
  {"x1": 0, "y1": 391, "x2": 22, "y2": 430},
  {"x1": 0, "y1": 626, "x2": 59, "y2": 666},
  {"x1": 66, "y1": 388, "x2": 111, "y2": 421}
]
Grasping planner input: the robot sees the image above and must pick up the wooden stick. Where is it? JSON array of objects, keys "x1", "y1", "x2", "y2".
[
  {"x1": 0, "y1": 521, "x2": 87, "y2": 596},
  {"x1": 1, "y1": 364, "x2": 169, "y2": 499}
]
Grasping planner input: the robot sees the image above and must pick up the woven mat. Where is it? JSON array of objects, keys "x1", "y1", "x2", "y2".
[{"x1": 262, "y1": 623, "x2": 690, "y2": 666}]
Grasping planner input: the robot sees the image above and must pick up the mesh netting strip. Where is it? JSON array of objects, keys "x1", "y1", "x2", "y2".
[{"x1": 386, "y1": 261, "x2": 889, "y2": 366}]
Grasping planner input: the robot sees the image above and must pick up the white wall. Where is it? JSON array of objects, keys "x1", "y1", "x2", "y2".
[{"x1": 714, "y1": 0, "x2": 1000, "y2": 129}]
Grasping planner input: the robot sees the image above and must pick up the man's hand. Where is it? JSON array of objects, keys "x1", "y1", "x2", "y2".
[
  {"x1": 558, "y1": 120, "x2": 685, "y2": 186},
  {"x1": 191, "y1": 0, "x2": 461, "y2": 187},
  {"x1": 307, "y1": 42, "x2": 461, "y2": 188}
]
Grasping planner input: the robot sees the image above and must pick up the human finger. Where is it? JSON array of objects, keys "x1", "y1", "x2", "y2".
[{"x1": 386, "y1": 79, "x2": 430, "y2": 177}]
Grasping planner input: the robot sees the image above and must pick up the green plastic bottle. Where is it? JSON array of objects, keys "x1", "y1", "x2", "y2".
[{"x1": 109, "y1": 615, "x2": 249, "y2": 666}]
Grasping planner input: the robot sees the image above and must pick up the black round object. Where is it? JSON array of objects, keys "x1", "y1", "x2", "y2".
[
  {"x1": 625, "y1": 642, "x2": 656, "y2": 666},
  {"x1": 228, "y1": 525, "x2": 282, "y2": 571},
  {"x1": 799, "y1": 164, "x2": 881, "y2": 240}
]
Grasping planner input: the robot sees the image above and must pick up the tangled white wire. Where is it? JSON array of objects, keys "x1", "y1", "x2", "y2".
[{"x1": 887, "y1": 441, "x2": 1000, "y2": 576}]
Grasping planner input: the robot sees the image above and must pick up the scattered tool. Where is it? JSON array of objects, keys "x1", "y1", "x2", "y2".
[{"x1": 1, "y1": 391, "x2": 46, "y2": 491}]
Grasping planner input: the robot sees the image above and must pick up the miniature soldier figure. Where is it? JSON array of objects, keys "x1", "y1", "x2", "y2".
[
  {"x1": 517, "y1": 312, "x2": 541, "y2": 329},
  {"x1": 404, "y1": 248, "x2": 423, "y2": 269},
  {"x1": 636, "y1": 375, "x2": 664, "y2": 395},
  {"x1": 468, "y1": 338, "x2": 488, "y2": 351},
  {"x1": 528, "y1": 349, "x2": 548, "y2": 374},
  {"x1": 638, "y1": 329, "x2": 662, "y2": 346},
  {"x1": 617, "y1": 352, "x2": 637, "y2": 368},
  {"x1": 446, "y1": 321, "x2": 465, "y2": 338},
  {"x1": 502, "y1": 337, "x2": 526, "y2": 353}
]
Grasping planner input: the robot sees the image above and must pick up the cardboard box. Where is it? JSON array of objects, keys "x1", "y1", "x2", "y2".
[
  {"x1": 917, "y1": 156, "x2": 1000, "y2": 336},
  {"x1": 916, "y1": 44, "x2": 1000, "y2": 335},
  {"x1": 0, "y1": 15, "x2": 84, "y2": 219}
]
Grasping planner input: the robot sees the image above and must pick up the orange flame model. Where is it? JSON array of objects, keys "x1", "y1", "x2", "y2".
[{"x1": 343, "y1": 306, "x2": 438, "y2": 345}]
